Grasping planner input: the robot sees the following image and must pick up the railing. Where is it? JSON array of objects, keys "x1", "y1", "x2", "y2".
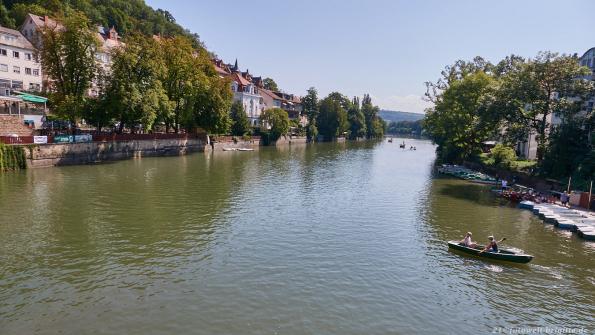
[
  {"x1": 0, "y1": 133, "x2": 208, "y2": 145},
  {"x1": 211, "y1": 135, "x2": 261, "y2": 143}
]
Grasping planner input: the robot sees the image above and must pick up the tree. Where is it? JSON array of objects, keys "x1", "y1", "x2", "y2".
[
  {"x1": 157, "y1": 36, "x2": 212, "y2": 133},
  {"x1": 494, "y1": 52, "x2": 592, "y2": 161},
  {"x1": 102, "y1": 32, "x2": 168, "y2": 133},
  {"x1": 263, "y1": 77, "x2": 279, "y2": 91},
  {"x1": 347, "y1": 96, "x2": 366, "y2": 139},
  {"x1": 317, "y1": 93, "x2": 348, "y2": 140},
  {"x1": 38, "y1": 11, "x2": 99, "y2": 135},
  {"x1": 230, "y1": 101, "x2": 250, "y2": 136},
  {"x1": 361, "y1": 94, "x2": 384, "y2": 138},
  {"x1": 187, "y1": 69, "x2": 233, "y2": 135},
  {"x1": 0, "y1": 1, "x2": 15, "y2": 28},
  {"x1": 302, "y1": 87, "x2": 319, "y2": 141},
  {"x1": 260, "y1": 108, "x2": 289, "y2": 142},
  {"x1": 424, "y1": 71, "x2": 498, "y2": 162}
]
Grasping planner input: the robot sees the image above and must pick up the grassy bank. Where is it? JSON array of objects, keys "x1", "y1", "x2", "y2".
[{"x1": 0, "y1": 144, "x2": 27, "y2": 172}]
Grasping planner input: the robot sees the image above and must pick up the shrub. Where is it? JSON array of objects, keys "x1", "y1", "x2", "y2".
[{"x1": 491, "y1": 144, "x2": 517, "y2": 168}]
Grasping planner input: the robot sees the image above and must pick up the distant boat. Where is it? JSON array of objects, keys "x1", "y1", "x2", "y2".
[
  {"x1": 447, "y1": 241, "x2": 533, "y2": 263},
  {"x1": 237, "y1": 148, "x2": 254, "y2": 152},
  {"x1": 222, "y1": 147, "x2": 237, "y2": 151}
]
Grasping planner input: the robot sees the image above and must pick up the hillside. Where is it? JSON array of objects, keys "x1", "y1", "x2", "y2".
[
  {"x1": 378, "y1": 110, "x2": 425, "y2": 123},
  {"x1": 0, "y1": 0, "x2": 202, "y2": 46}
]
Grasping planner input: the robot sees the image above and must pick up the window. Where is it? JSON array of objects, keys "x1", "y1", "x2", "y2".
[
  {"x1": 13, "y1": 66, "x2": 19, "y2": 74},
  {"x1": 11, "y1": 80, "x2": 23, "y2": 89},
  {"x1": 32, "y1": 69, "x2": 39, "y2": 76},
  {"x1": 0, "y1": 64, "x2": 7, "y2": 72},
  {"x1": 13, "y1": 51, "x2": 19, "y2": 58},
  {"x1": 25, "y1": 68, "x2": 31, "y2": 75},
  {"x1": 25, "y1": 53, "x2": 32, "y2": 61},
  {"x1": 0, "y1": 49, "x2": 6, "y2": 56},
  {"x1": 29, "y1": 83, "x2": 40, "y2": 91}
]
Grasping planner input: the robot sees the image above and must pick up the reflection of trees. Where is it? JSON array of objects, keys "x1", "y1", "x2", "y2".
[{"x1": 0, "y1": 152, "x2": 255, "y2": 288}]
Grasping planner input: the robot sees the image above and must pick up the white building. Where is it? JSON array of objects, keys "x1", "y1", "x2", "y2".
[
  {"x1": 20, "y1": 13, "x2": 123, "y2": 97},
  {"x1": 0, "y1": 25, "x2": 42, "y2": 95},
  {"x1": 213, "y1": 59, "x2": 264, "y2": 127}
]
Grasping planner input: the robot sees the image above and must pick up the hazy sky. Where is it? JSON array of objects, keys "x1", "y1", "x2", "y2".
[{"x1": 146, "y1": 0, "x2": 594, "y2": 113}]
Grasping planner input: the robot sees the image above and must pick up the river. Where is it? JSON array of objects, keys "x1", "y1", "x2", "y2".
[{"x1": 0, "y1": 140, "x2": 593, "y2": 334}]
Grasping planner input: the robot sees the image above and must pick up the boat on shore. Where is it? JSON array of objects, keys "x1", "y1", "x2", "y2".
[
  {"x1": 447, "y1": 241, "x2": 534, "y2": 263},
  {"x1": 437, "y1": 164, "x2": 499, "y2": 185}
]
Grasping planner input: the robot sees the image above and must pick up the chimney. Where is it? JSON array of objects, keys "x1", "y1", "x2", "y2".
[
  {"x1": 109, "y1": 27, "x2": 118, "y2": 40},
  {"x1": 43, "y1": 15, "x2": 49, "y2": 22}
]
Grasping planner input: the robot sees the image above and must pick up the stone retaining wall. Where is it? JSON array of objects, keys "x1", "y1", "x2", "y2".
[
  {"x1": 26, "y1": 138, "x2": 206, "y2": 168},
  {"x1": 273, "y1": 136, "x2": 307, "y2": 146}
]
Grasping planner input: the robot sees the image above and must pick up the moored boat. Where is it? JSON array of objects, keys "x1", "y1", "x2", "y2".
[{"x1": 447, "y1": 241, "x2": 534, "y2": 263}]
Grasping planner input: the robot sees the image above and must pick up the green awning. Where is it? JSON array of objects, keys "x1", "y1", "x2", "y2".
[{"x1": 16, "y1": 93, "x2": 48, "y2": 103}]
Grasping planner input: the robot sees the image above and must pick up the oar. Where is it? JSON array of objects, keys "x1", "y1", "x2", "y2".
[{"x1": 479, "y1": 237, "x2": 506, "y2": 254}]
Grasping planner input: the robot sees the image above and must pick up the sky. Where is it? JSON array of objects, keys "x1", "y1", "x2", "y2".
[{"x1": 146, "y1": 0, "x2": 594, "y2": 113}]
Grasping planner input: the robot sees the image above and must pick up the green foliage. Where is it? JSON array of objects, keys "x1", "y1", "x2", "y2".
[
  {"x1": 38, "y1": 10, "x2": 99, "y2": 131},
  {"x1": 490, "y1": 144, "x2": 517, "y2": 168},
  {"x1": 347, "y1": 96, "x2": 366, "y2": 139},
  {"x1": 230, "y1": 101, "x2": 250, "y2": 136},
  {"x1": 263, "y1": 78, "x2": 279, "y2": 92},
  {"x1": 387, "y1": 120, "x2": 423, "y2": 136},
  {"x1": 3, "y1": 0, "x2": 203, "y2": 46},
  {"x1": 10, "y1": 2, "x2": 48, "y2": 26},
  {"x1": 0, "y1": 1, "x2": 16, "y2": 28},
  {"x1": 260, "y1": 108, "x2": 289, "y2": 142},
  {"x1": 0, "y1": 143, "x2": 27, "y2": 171},
  {"x1": 362, "y1": 94, "x2": 384, "y2": 139},
  {"x1": 493, "y1": 52, "x2": 592, "y2": 161},
  {"x1": 302, "y1": 87, "x2": 319, "y2": 141},
  {"x1": 103, "y1": 32, "x2": 167, "y2": 133},
  {"x1": 317, "y1": 93, "x2": 348, "y2": 140},
  {"x1": 424, "y1": 70, "x2": 498, "y2": 162}
]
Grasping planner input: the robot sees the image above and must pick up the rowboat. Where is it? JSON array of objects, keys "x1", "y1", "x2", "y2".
[{"x1": 447, "y1": 241, "x2": 534, "y2": 263}]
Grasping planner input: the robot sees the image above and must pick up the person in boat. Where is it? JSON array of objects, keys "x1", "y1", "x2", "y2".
[
  {"x1": 480, "y1": 236, "x2": 506, "y2": 253},
  {"x1": 460, "y1": 232, "x2": 477, "y2": 248}
]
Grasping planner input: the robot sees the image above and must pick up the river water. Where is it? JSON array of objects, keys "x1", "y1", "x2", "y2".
[{"x1": 0, "y1": 140, "x2": 593, "y2": 334}]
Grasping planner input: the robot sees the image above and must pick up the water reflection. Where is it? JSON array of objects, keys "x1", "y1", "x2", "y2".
[{"x1": 0, "y1": 140, "x2": 593, "y2": 334}]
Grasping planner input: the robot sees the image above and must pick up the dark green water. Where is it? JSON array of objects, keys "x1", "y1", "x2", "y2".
[{"x1": 0, "y1": 140, "x2": 593, "y2": 334}]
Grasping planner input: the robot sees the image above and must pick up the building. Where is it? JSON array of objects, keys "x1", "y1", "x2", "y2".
[
  {"x1": 579, "y1": 47, "x2": 595, "y2": 112},
  {"x1": 90, "y1": 26, "x2": 123, "y2": 96},
  {"x1": 516, "y1": 49, "x2": 595, "y2": 159},
  {"x1": 0, "y1": 25, "x2": 47, "y2": 131},
  {"x1": 213, "y1": 59, "x2": 264, "y2": 127},
  {"x1": 20, "y1": 13, "x2": 123, "y2": 97},
  {"x1": 259, "y1": 88, "x2": 306, "y2": 126},
  {"x1": 0, "y1": 25, "x2": 42, "y2": 95}
]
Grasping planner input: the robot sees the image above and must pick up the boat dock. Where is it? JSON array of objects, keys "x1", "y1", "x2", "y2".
[{"x1": 519, "y1": 201, "x2": 595, "y2": 241}]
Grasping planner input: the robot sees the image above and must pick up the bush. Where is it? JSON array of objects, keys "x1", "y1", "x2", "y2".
[
  {"x1": 491, "y1": 144, "x2": 517, "y2": 168},
  {"x1": 0, "y1": 143, "x2": 27, "y2": 171}
]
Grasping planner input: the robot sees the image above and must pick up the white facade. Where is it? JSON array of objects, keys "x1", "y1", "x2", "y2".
[
  {"x1": 0, "y1": 26, "x2": 42, "y2": 95},
  {"x1": 231, "y1": 79, "x2": 264, "y2": 127}
]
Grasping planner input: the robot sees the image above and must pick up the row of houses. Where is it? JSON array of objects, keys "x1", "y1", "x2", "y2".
[
  {"x1": 0, "y1": 13, "x2": 123, "y2": 133},
  {"x1": 213, "y1": 59, "x2": 306, "y2": 129},
  {"x1": 1, "y1": 11, "x2": 304, "y2": 135}
]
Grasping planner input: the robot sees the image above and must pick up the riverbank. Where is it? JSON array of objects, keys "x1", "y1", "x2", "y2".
[{"x1": 0, "y1": 134, "x2": 311, "y2": 170}]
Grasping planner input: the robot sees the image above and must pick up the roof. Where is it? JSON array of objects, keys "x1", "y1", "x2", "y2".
[
  {"x1": 580, "y1": 47, "x2": 595, "y2": 60},
  {"x1": 15, "y1": 92, "x2": 47, "y2": 103},
  {"x1": 25, "y1": 13, "x2": 63, "y2": 30},
  {"x1": 0, "y1": 26, "x2": 35, "y2": 50},
  {"x1": 260, "y1": 88, "x2": 282, "y2": 101},
  {"x1": 232, "y1": 72, "x2": 251, "y2": 86}
]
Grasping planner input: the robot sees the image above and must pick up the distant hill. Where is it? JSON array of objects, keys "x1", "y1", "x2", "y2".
[{"x1": 378, "y1": 110, "x2": 425, "y2": 123}]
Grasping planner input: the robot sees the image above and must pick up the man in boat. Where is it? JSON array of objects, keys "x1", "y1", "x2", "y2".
[
  {"x1": 480, "y1": 236, "x2": 506, "y2": 253},
  {"x1": 460, "y1": 232, "x2": 477, "y2": 248}
]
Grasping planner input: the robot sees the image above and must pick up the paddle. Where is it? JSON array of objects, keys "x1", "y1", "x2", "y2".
[{"x1": 479, "y1": 237, "x2": 506, "y2": 254}]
